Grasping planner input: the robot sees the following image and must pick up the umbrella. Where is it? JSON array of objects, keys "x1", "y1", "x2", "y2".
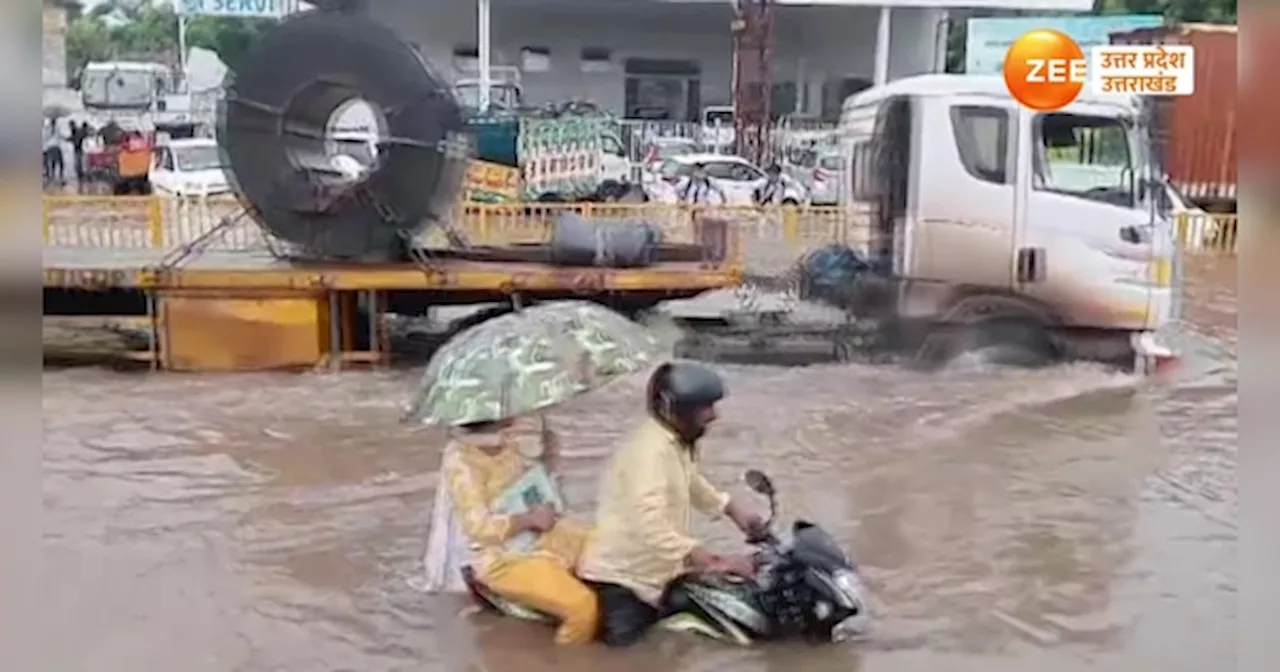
[{"x1": 404, "y1": 300, "x2": 663, "y2": 426}]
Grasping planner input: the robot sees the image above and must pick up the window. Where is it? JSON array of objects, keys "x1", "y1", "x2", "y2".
[
  {"x1": 581, "y1": 47, "x2": 612, "y2": 73},
  {"x1": 950, "y1": 105, "x2": 1010, "y2": 184},
  {"x1": 600, "y1": 133, "x2": 624, "y2": 157},
  {"x1": 770, "y1": 82, "x2": 797, "y2": 118},
  {"x1": 1035, "y1": 113, "x2": 1135, "y2": 207},
  {"x1": 727, "y1": 162, "x2": 762, "y2": 181},
  {"x1": 452, "y1": 45, "x2": 478, "y2": 72},
  {"x1": 159, "y1": 149, "x2": 174, "y2": 171},
  {"x1": 520, "y1": 47, "x2": 550, "y2": 73},
  {"x1": 173, "y1": 145, "x2": 223, "y2": 172},
  {"x1": 702, "y1": 161, "x2": 740, "y2": 180},
  {"x1": 659, "y1": 160, "x2": 693, "y2": 179}
]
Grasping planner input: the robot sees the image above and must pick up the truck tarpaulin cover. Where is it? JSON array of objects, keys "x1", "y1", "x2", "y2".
[{"x1": 218, "y1": 11, "x2": 466, "y2": 260}]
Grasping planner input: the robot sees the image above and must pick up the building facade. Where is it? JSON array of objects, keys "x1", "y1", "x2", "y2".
[{"x1": 363, "y1": 0, "x2": 1093, "y2": 121}]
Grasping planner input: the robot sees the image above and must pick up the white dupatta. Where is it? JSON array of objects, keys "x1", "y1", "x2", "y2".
[{"x1": 420, "y1": 442, "x2": 473, "y2": 593}]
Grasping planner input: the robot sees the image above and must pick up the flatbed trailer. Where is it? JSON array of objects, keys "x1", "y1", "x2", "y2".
[{"x1": 42, "y1": 197, "x2": 745, "y2": 371}]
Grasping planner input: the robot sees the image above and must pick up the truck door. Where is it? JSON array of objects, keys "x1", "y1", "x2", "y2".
[
  {"x1": 1016, "y1": 108, "x2": 1167, "y2": 331},
  {"x1": 907, "y1": 99, "x2": 1017, "y2": 288},
  {"x1": 868, "y1": 95, "x2": 911, "y2": 272}
]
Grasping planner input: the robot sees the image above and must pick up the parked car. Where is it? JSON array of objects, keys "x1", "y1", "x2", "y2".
[
  {"x1": 645, "y1": 153, "x2": 807, "y2": 206},
  {"x1": 148, "y1": 138, "x2": 229, "y2": 196},
  {"x1": 806, "y1": 152, "x2": 844, "y2": 205},
  {"x1": 639, "y1": 137, "x2": 699, "y2": 184}
]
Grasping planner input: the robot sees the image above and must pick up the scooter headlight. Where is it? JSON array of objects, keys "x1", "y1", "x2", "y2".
[{"x1": 831, "y1": 569, "x2": 866, "y2": 610}]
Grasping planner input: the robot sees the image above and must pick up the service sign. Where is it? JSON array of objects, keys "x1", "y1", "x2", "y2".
[{"x1": 175, "y1": 0, "x2": 298, "y2": 18}]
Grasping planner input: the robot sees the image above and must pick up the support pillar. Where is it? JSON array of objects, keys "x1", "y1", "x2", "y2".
[
  {"x1": 873, "y1": 6, "x2": 891, "y2": 86},
  {"x1": 477, "y1": 0, "x2": 492, "y2": 111}
]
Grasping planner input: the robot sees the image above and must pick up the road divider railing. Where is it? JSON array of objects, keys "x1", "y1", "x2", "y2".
[{"x1": 40, "y1": 195, "x2": 1237, "y2": 262}]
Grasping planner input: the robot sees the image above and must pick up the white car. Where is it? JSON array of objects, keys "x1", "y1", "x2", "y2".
[
  {"x1": 807, "y1": 152, "x2": 844, "y2": 205},
  {"x1": 639, "y1": 137, "x2": 699, "y2": 184},
  {"x1": 645, "y1": 153, "x2": 807, "y2": 206},
  {"x1": 149, "y1": 138, "x2": 230, "y2": 196}
]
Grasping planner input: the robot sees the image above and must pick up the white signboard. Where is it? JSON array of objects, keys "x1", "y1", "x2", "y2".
[{"x1": 175, "y1": 0, "x2": 297, "y2": 18}]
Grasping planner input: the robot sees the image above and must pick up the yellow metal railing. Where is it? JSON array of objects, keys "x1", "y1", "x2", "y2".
[
  {"x1": 1175, "y1": 212, "x2": 1237, "y2": 254},
  {"x1": 40, "y1": 195, "x2": 1238, "y2": 259}
]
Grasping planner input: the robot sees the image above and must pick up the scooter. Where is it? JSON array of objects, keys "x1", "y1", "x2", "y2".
[{"x1": 464, "y1": 469, "x2": 871, "y2": 645}]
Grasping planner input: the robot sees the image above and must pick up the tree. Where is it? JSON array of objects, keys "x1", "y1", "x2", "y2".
[{"x1": 64, "y1": 0, "x2": 275, "y2": 84}]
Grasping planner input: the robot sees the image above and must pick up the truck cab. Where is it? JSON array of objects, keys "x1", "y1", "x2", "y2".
[{"x1": 836, "y1": 74, "x2": 1176, "y2": 372}]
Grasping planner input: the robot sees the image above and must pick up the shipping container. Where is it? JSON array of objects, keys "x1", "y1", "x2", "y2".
[{"x1": 1110, "y1": 23, "x2": 1237, "y2": 212}]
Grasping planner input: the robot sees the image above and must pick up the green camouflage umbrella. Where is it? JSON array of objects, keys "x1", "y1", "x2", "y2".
[{"x1": 405, "y1": 300, "x2": 663, "y2": 426}]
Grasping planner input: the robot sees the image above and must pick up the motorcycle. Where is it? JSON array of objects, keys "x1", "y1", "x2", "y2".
[{"x1": 464, "y1": 468, "x2": 871, "y2": 645}]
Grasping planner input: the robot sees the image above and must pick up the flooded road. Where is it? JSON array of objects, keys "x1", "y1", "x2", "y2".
[{"x1": 42, "y1": 258, "x2": 1236, "y2": 671}]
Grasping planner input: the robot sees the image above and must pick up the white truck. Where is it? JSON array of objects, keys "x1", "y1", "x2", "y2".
[
  {"x1": 822, "y1": 74, "x2": 1177, "y2": 372},
  {"x1": 677, "y1": 74, "x2": 1176, "y2": 373},
  {"x1": 79, "y1": 61, "x2": 196, "y2": 130},
  {"x1": 453, "y1": 76, "x2": 634, "y2": 202}
]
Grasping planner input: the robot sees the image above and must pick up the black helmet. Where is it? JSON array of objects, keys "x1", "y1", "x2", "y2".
[{"x1": 647, "y1": 362, "x2": 725, "y2": 422}]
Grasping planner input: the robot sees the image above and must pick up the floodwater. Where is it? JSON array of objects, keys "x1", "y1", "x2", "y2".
[{"x1": 42, "y1": 257, "x2": 1236, "y2": 671}]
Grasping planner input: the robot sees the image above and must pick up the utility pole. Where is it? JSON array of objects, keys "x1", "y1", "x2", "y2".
[{"x1": 730, "y1": 0, "x2": 772, "y2": 165}]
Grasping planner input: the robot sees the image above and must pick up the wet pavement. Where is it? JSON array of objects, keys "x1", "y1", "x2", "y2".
[{"x1": 41, "y1": 257, "x2": 1236, "y2": 671}]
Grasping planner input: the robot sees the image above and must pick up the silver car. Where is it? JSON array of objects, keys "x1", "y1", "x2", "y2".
[{"x1": 806, "y1": 153, "x2": 843, "y2": 205}]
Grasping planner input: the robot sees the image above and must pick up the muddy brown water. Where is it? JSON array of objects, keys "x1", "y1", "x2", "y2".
[{"x1": 42, "y1": 257, "x2": 1235, "y2": 671}]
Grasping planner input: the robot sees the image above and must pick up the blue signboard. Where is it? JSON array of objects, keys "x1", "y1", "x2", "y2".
[
  {"x1": 176, "y1": 0, "x2": 297, "y2": 18},
  {"x1": 965, "y1": 15, "x2": 1164, "y2": 74}
]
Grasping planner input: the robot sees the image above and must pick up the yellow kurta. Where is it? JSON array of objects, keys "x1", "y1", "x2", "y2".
[
  {"x1": 577, "y1": 417, "x2": 731, "y2": 604},
  {"x1": 442, "y1": 429, "x2": 599, "y2": 645},
  {"x1": 441, "y1": 431, "x2": 589, "y2": 580}
]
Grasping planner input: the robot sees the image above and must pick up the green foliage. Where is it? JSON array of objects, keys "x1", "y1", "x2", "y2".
[
  {"x1": 65, "y1": 0, "x2": 274, "y2": 83},
  {"x1": 945, "y1": 0, "x2": 1237, "y2": 73}
]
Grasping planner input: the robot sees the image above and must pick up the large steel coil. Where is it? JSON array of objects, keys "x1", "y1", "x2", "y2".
[{"x1": 218, "y1": 10, "x2": 466, "y2": 260}]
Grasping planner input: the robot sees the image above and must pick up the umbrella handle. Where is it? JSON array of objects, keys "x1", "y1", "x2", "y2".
[{"x1": 538, "y1": 414, "x2": 568, "y2": 509}]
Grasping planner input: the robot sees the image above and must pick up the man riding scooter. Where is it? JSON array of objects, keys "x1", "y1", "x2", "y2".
[{"x1": 577, "y1": 362, "x2": 766, "y2": 646}]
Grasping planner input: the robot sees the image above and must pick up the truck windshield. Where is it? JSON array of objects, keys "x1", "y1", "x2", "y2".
[
  {"x1": 82, "y1": 68, "x2": 159, "y2": 109},
  {"x1": 1035, "y1": 113, "x2": 1135, "y2": 208}
]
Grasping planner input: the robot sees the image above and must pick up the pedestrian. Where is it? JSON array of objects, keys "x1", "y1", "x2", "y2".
[
  {"x1": 678, "y1": 163, "x2": 726, "y2": 205},
  {"x1": 70, "y1": 121, "x2": 89, "y2": 184},
  {"x1": 753, "y1": 162, "x2": 786, "y2": 205},
  {"x1": 42, "y1": 119, "x2": 64, "y2": 186}
]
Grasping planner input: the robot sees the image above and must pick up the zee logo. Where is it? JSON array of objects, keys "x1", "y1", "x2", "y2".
[{"x1": 1003, "y1": 30, "x2": 1087, "y2": 111}]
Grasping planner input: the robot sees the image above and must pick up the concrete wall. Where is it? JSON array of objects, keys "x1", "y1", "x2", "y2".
[{"x1": 371, "y1": 0, "x2": 945, "y2": 120}]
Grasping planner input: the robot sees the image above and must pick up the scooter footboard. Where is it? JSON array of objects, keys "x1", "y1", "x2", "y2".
[{"x1": 657, "y1": 573, "x2": 768, "y2": 645}]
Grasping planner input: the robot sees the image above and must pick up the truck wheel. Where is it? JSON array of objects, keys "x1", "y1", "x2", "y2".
[{"x1": 915, "y1": 318, "x2": 1059, "y2": 370}]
